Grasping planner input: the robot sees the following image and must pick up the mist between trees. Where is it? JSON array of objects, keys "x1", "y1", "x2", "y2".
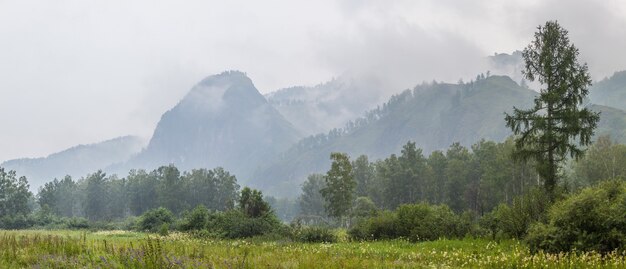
[{"x1": 0, "y1": 134, "x2": 623, "y2": 236}]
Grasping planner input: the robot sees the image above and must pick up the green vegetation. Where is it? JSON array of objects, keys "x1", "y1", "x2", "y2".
[
  {"x1": 590, "y1": 70, "x2": 626, "y2": 111},
  {"x1": 2, "y1": 230, "x2": 626, "y2": 268},
  {"x1": 2, "y1": 20, "x2": 626, "y2": 269},
  {"x1": 505, "y1": 20, "x2": 599, "y2": 199},
  {"x1": 527, "y1": 180, "x2": 626, "y2": 254}
]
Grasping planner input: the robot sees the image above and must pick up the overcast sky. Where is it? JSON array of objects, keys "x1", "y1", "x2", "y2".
[{"x1": 1, "y1": 0, "x2": 625, "y2": 162}]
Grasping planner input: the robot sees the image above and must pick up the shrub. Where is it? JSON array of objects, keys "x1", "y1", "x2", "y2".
[
  {"x1": 179, "y1": 205, "x2": 209, "y2": 231},
  {"x1": 349, "y1": 203, "x2": 471, "y2": 242},
  {"x1": 294, "y1": 226, "x2": 337, "y2": 243},
  {"x1": 159, "y1": 223, "x2": 170, "y2": 236},
  {"x1": 526, "y1": 180, "x2": 626, "y2": 253},
  {"x1": 65, "y1": 217, "x2": 90, "y2": 229},
  {"x1": 207, "y1": 210, "x2": 282, "y2": 239},
  {"x1": 0, "y1": 214, "x2": 35, "y2": 229},
  {"x1": 138, "y1": 207, "x2": 175, "y2": 233},
  {"x1": 349, "y1": 211, "x2": 398, "y2": 240},
  {"x1": 480, "y1": 188, "x2": 550, "y2": 239},
  {"x1": 396, "y1": 203, "x2": 469, "y2": 241}
]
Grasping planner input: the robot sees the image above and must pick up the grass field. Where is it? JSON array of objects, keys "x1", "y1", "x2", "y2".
[{"x1": 1, "y1": 230, "x2": 625, "y2": 268}]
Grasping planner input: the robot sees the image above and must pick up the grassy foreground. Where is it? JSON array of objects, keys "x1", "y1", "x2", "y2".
[{"x1": 1, "y1": 230, "x2": 625, "y2": 268}]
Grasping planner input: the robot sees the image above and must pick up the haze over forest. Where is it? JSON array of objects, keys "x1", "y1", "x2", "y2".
[{"x1": 2, "y1": 0, "x2": 626, "y2": 198}]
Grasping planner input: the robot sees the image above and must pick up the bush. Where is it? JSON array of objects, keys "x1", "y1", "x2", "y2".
[
  {"x1": 138, "y1": 207, "x2": 175, "y2": 233},
  {"x1": 207, "y1": 210, "x2": 282, "y2": 239},
  {"x1": 349, "y1": 203, "x2": 472, "y2": 242},
  {"x1": 480, "y1": 188, "x2": 550, "y2": 239},
  {"x1": 349, "y1": 211, "x2": 398, "y2": 240},
  {"x1": 396, "y1": 203, "x2": 470, "y2": 241},
  {"x1": 293, "y1": 226, "x2": 337, "y2": 243},
  {"x1": 526, "y1": 180, "x2": 626, "y2": 253},
  {"x1": 0, "y1": 214, "x2": 35, "y2": 229},
  {"x1": 65, "y1": 217, "x2": 90, "y2": 229},
  {"x1": 179, "y1": 205, "x2": 209, "y2": 231}
]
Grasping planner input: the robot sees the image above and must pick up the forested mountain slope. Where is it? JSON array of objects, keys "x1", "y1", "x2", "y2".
[
  {"x1": 254, "y1": 75, "x2": 626, "y2": 196},
  {"x1": 253, "y1": 76, "x2": 538, "y2": 195},
  {"x1": 1, "y1": 136, "x2": 145, "y2": 189},
  {"x1": 589, "y1": 70, "x2": 626, "y2": 111}
]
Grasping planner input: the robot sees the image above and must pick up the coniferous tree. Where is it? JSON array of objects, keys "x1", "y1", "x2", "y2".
[
  {"x1": 84, "y1": 170, "x2": 108, "y2": 221},
  {"x1": 505, "y1": 21, "x2": 599, "y2": 199}
]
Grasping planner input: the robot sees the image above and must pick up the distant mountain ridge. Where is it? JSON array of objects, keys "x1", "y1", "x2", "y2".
[
  {"x1": 4, "y1": 70, "x2": 626, "y2": 196},
  {"x1": 252, "y1": 75, "x2": 626, "y2": 196},
  {"x1": 115, "y1": 71, "x2": 302, "y2": 183},
  {"x1": 1, "y1": 136, "x2": 145, "y2": 188},
  {"x1": 252, "y1": 76, "x2": 537, "y2": 195},
  {"x1": 266, "y1": 76, "x2": 389, "y2": 136},
  {"x1": 590, "y1": 70, "x2": 626, "y2": 111}
]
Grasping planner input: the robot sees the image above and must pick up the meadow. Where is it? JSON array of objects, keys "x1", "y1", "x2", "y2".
[{"x1": 1, "y1": 230, "x2": 626, "y2": 268}]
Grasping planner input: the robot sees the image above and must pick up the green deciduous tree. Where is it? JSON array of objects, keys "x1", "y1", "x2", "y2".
[
  {"x1": 0, "y1": 168, "x2": 32, "y2": 217},
  {"x1": 298, "y1": 174, "x2": 327, "y2": 221},
  {"x1": 574, "y1": 135, "x2": 626, "y2": 185},
  {"x1": 321, "y1": 152, "x2": 356, "y2": 226},
  {"x1": 352, "y1": 155, "x2": 374, "y2": 197},
  {"x1": 505, "y1": 21, "x2": 599, "y2": 199},
  {"x1": 239, "y1": 187, "x2": 271, "y2": 218}
]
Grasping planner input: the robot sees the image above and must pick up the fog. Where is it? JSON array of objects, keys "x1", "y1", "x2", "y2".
[{"x1": 1, "y1": 0, "x2": 625, "y2": 162}]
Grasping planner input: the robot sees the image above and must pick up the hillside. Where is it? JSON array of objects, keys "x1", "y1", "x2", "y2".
[
  {"x1": 255, "y1": 75, "x2": 626, "y2": 197},
  {"x1": 266, "y1": 76, "x2": 389, "y2": 136},
  {"x1": 117, "y1": 71, "x2": 302, "y2": 183},
  {"x1": 1, "y1": 136, "x2": 145, "y2": 189},
  {"x1": 253, "y1": 76, "x2": 538, "y2": 195},
  {"x1": 590, "y1": 104, "x2": 626, "y2": 143},
  {"x1": 589, "y1": 70, "x2": 626, "y2": 111}
]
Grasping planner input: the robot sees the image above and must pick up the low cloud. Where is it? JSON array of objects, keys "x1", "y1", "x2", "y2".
[{"x1": 0, "y1": 0, "x2": 624, "y2": 161}]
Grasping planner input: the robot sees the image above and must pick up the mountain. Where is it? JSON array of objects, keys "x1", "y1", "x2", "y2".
[
  {"x1": 253, "y1": 75, "x2": 538, "y2": 196},
  {"x1": 590, "y1": 104, "x2": 626, "y2": 143},
  {"x1": 265, "y1": 76, "x2": 389, "y2": 136},
  {"x1": 589, "y1": 70, "x2": 626, "y2": 111},
  {"x1": 487, "y1": 51, "x2": 525, "y2": 84},
  {"x1": 255, "y1": 74, "x2": 626, "y2": 197},
  {"x1": 117, "y1": 71, "x2": 302, "y2": 183},
  {"x1": 1, "y1": 136, "x2": 145, "y2": 189}
]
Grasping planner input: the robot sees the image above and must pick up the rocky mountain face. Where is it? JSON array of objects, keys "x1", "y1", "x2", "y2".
[{"x1": 117, "y1": 71, "x2": 302, "y2": 183}]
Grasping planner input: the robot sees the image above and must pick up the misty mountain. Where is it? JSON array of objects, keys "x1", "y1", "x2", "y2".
[
  {"x1": 265, "y1": 76, "x2": 389, "y2": 136},
  {"x1": 1, "y1": 136, "x2": 145, "y2": 189},
  {"x1": 590, "y1": 104, "x2": 626, "y2": 143},
  {"x1": 590, "y1": 70, "x2": 626, "y2": 111},
  {"x1": 253, "y1": 75, "x2": 626, "y2": 196},
  {"x1": 487, "y1": 51, "x2": 525, "y2": 84},
  {"x1": 117, "y1": 71, "x2": 302, "y2": 183},
  {"x1": 253, "y1": 76, "x2": 535, "y2": 195}
]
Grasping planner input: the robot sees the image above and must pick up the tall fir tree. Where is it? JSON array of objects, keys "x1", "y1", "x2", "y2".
[{"x1": 505, "y1": 21, "x2": 599, "y2": 199}]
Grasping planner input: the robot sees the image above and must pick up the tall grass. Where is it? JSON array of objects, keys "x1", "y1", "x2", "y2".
[{"x1": 1, "y1": 230, "x2": 625, "y2": 268}]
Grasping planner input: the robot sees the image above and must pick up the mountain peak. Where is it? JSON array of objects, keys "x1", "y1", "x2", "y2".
[
  {"x1": 122, "y1": 71, "x2": 302, "y2": 182},
  {"x1": 179, "y1": 70, "x2": 265, "y2": 112}
]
